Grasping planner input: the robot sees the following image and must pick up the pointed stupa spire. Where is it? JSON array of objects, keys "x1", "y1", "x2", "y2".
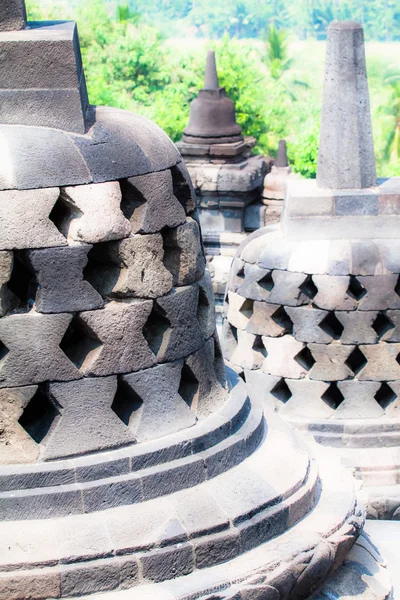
[
  {"x1": 204, "y1": 50, "x2": 219, "y2": 90},
  {"x1": 317, "y1": 21, "x2": 376, "y2": 189},
  {"x1": 275, "y1": 139, "x2": 289, "y2": 168},
  {"x1": 182, "y1": 50, "x2": 243, "y2": 145}
]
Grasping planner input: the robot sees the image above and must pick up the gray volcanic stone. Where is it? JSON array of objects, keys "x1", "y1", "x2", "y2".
[
  {"x1": 335, "y1": 311, "x2": 378, "y2": 344},
  {"x1": 382, "y1": 310, "x2": 400, "y2": 341},
  {"x1": 171, "y1": 161, "x2": 197, "y2": 214},
  {"x1": 0, "y1": 0, "x2": 26, "y2": 31},
  {"x1": 42, "y1": 377, "x2": 136, "y2": 460},
  {"x1": 0, "y1": 252, "x2": 16, "y2": 316},
  {"x1": 358, "y1": 343, "x2": 400, "y2": 381},
  {"x1": 156, "y1": 286, "x2": 204, "y2": 362},
  {"x1": 0, "y1": 311, "x2": 80, "y2": 387},
  {"x1": 122, "y1": 362, "x2": 196, "y2": 442},
  {"x1": 0, "y1": 187, "x2": 67, "y2": 250},
  {"x1": 357, "y1": 275, "x2": 400, "y2": 310},
  {"x1": 86, "y1": 234, "x2": 173, "y2": 299},
  {"x1": 27, "y1": 245, "x2": 104, "y2": 313},
  {"x1": 196, "y1": 272, "x2": 216, "y2": 340},
  {"x1": 281, "y1": 379, "x2": 332, "y2": 419},
  {"x1": 262, "y1": 336, "x2": 308, "y2": 379},
  {"x1": 247, "y1": 302, "x2": 291, "y2": 338},
  {"x1": 285, "y1": 306, "x2": 332, "y2": 344},
  {"x1": 74, "y1": 301, "x2": 156, "y2": 376},
  {"x1": 317, "y1": 21, "x2": 376, "y2": 189},
  {"x1": 237, "y1": 264, "x2": 273, "y2": 302},
  {"x1": 121, "y1": 169, "x2": 187, "y2": 234},
  {"x1": 0, "y1": 386, "x2": 40, "y2": 464},
  {"x1": 268, "y1": 271, "x2": 310, "y2": 306},
  {"x1": 162, "y1": 218, "x2": 205, "y2": 286},
  {"x1": 335, "y1": 381, "x2": 383, "y2": 418},
  {"x1": 312, "y1": 275, "x2": 356, "y2": 311},
  {"x1": 308, "y1": 344, "x2": 355, "y2": 381},
  {"x1": 60, "y1": 182, "x2": 131, "y2": 243}
]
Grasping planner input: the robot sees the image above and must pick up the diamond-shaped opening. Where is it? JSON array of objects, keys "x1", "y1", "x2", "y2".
[
  {"x1": 252, "y1": 335, "x2": 267, "y2": 358},
  {"x1": 179, "y1": 363, "x2": 200, "y2": 409},
  {"x1": 7, "y1": 253, "x2": 37, "y2": 309},
  {"x1": 162, "y1": 227, "x2": 182, "y2": 281},
  {"x1": 319, "y1": 312, "x2": 344, "y2": 340},
  {"x1": 321, "y1": 382, "x2": 345, "y2": 410},
  {"x1": 239, "y1": 298, "x2": 254, "y2": 320},
  {"x1": 272, "y1": 306, "x2": 293, "y2": 333},
  {"x1": 375, "y1": 382, "x2": 397, "y2": 410},
  {"x1": 236, "y1": 265, "x2": 245, "y2": 280},
  {"x1": 171, "y1": 164, "x2": 195, "y2": 213},
  {"x1": 271, "y1": 378, "x2": 292, "y2": 403},
  {"x1": 213, "y1": 336, "x2": 227, "y2": 388},
  {"x1": 18, "y1": 386, "x2": 60, "y2": 444},
  {"x1": 294, "y1": 347, "x2": 315, "y2": 371},
  {"x1": 345, "y1": 347, "x2": 367, "y2": 375},
  {"x1": 299, "y1": 275, "x2": 318, "y2": 300},
  {"x1": 49, "y1": 194, "x2": 82, "y2": 238},
  {"x1": 120, "y1": 179, "x2": 147, "y2": 223},
  {"x1": 347, "y1": 276, "x2": 366, "y2": 301},
  {"x1": 0, "y1": 339, "x2": 9, "y2": 362},
  {"x1": 197, "y1": 286, "x2": 211, "y2": 329},
  {"x1": 142, "y1": 303, "x2": 171, "y2": 357},
  {"x1": 257, "y1": 271, "x2": 274, "y2": 292},
  {"x1": 111, "y1": 378, "x2": 142, "y2": 429},
  {"x1": 372, "y1": 313, "x2": 395, "y2": 338},
  {"x1": 60, "y1": 317, "x2": 103, "y2": 371},
  {"x1": 395, "y1": 275, "x2": 400, "y2": 297}
]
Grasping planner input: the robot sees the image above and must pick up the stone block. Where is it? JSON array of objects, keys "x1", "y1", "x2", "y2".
[
  {"x1": 121, "y1": 362, "x2": 196, "y2": 442},
  {"x1": 0, "y1": 0, "x2": 26, "y2": 31},
  {"x1": 171, "y1": 162, "x2": 197, "y2": 214},
  {"x1": 196, "y1": 272, "x2": 216, "y2": 340},
  {"x1": 0, "y1": 311, "x2": 80, "y2": 387},
  {"x1": 141, "y1": 456, "x2": 205, "y2": 500},
  {"x1": 227, "y1": 291, "x2": 253, "y2": 330},
  {"x1": 357, "y1": 275, "x2": 400, "y2": 310},
  {"x1": 121, "y1": 170, "x2": 186, "y2": 234},
  {"x1": 236, "y1": 263, "x2": 273, "y2": 302},
  {"x1": 285, "y1": 306, "x2": 332, "y2": 344},
  {"x1": 335, "y1": 311, "x2": 378, "y2": 344},
  {"x1": 312, "y1": 275, "x2": 356, "y2": 311},
  {"x1": 247, "y1": 302, "x2": 291, "y2": 338},
  {"x1": 162, "y1": 218, "x2": 205, "y2": 286},
  {"x1": 85, "y1": 234, "x2": 173, "y2": 299},
  {"x1": 41, "y1": 377, "x2": 136, "y2": 460},
  {"x1": 140, "y1": 543, "x2": 194, "y2": 583},
  {"x1": 280, "y1": 379, "x2": 332, "y2": 419},
  {"x1": 194, "y1": 530, "x2": 240, "y2": 569},
  {"x1": 155, "y1": 286, "x2": 204, "y2": 362},
  {"x1": 351, "y1": 240, "x2": 381, "y2": 275},
  {"x1": 262, "y1": 336, "x2": 309, "y2": 379},
  {"x1": 382, "y1": 310, "x2": 400, "y2": 342},
  {"x1": 317, "y1": 22, "x2": 376, "y2": 189},
  {"x1": 0, "y1": 386, "x2": 40, "y2": 464},
  {"x1": 27, "y1": 245, "x2": 103, "y2": 313},
  {"x1": 82, "y1": 477, "x2": 142, "y2": 513},
  {"x1": 308, "y1": 344, "x2": 355, "y2": 381},
  {"x1": 227, "y1": 258, "x2": 245, "y2": 292},
  {"x1": 170, "y1": 488, "x2": 229, "y2": 538},
  {"x1": 358, "y1": 343, "x2": 400, "y2": 381},
  {"x1": 334, "y1": 381, "x2": 383, "y2": 419},
  {"x1": 0, "y1": 570, "x2": 61, "y2": 600},
  {"x1": 0, "y1": 187, "x2": 67, "y2": 250},
  {"x1": 335, "y1": 193, "x2": 378, "y2": 215},
  {"x1": 0, "y1": 251, "x2": 16, "y2": 316},
  {"x1": 71, "y1": 301, "x2": 156, "y2": 376},
  {"x1": 61, "y1": 559, "x2": 119, "y2": 596},
  {"x1": 268, "y1": 271, "x2": 310, "y2": 307},
  {"x1": 223, "y1": 322, "x2": 265, "y2": 370},
  {"x1": 60, "y1": 182, "x2": 131, "y2": 243}
]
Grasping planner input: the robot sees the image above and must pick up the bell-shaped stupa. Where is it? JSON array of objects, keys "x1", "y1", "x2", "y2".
[
  {"x1": 0, "y1": 6, "x2": 388, "y2": 599},
  {"x1": 224, "y1": 20, "x2": 400, "y2": 520}
]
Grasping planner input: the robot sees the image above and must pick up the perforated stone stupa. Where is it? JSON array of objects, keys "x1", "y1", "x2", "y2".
[
  {"x1": 0, "y1": 5, "x2": 389, "y2": 600},
  {"x1": 177, "y1": 51, "x2": 270, "y2": 324},
  {"x1": 224, "y1": 20, "x2": 400, "y2": 520}
]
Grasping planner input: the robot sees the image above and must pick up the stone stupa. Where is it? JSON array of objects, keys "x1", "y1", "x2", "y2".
[
  {"x1": 262, "y1": 139, "x2": 299, "y2": 223},
  {"x1": 0, "y1": 6, "x2": 391, "y2": 600},
  {"x1": 224, "y1": 20, "x2": 400, "y2": 520},
  {"x1": 177, "y1": 51, "x2": 270, "y2": 325}
]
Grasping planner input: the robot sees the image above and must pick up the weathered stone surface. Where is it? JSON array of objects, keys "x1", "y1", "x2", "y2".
[
  {"x1": 312, "y1": 275, "x2": 356, "y2": 311},
  {"x1": 247, "y1": 303, "x2": 291, "y2": 338},
  {"x1": 236, "y1": 264, "x2": 273, "y2": 302},
  {"x1": 308, "y1": 344, "x2": 355, "y2": 381},
  {"x1": 0, "y1": 311, "x2": 80, "y2": 387},
  {"x1": 227, "y1": 291, "x2": 254, "y2": 330},
  {"x1": 358, "y1": 343, "x2": 400, "y2": 381},
  {"x1": 317, "y1": 21, "x2": 376, "y2": 189},
  {"x1": 121, "y1": 362, "x2": 196, "y2": 442},
  {"x1": 70, "y1": 301, "x2": 156, "y2": 376},
  {"x1": 85, "y1": 234, "x2": 173, "y2": 299},
  {"x1": 0, "y1": 251, "x2": 15, "y2": 316},
  {"x1": 268, "y1": 271, "x2": 310, "y2": 306},
  {"x1": 0, "y1": 386, "x2": 40, "y2": 464},
  {"x1": 27, "y1": 245, "x2": 103, "y2": 313},
  {"x1": 335, "y1": 311, "x2": 378, "y2": 344},
  {"x1": 334, "y1": 381, "x2": 383, "y2": 418},
  {"x1": 121, "y1": 170, "x2": 187, "y2": 234},
  {"x1": 285, "y1": 306, "x2": 333, "y2": 344},
  {"x1": 0, "y1": 187, "x2": 67, "y2": 250},
  {"x1": 382, "y1": 310, "x2": 400, "y2": 342},
  {"x1": 196, "y1": 273, "x2": 216, "y2": 340},
  {"x1": 223, "y1": 322, "x2": 265, "y2": 370},
  {"x1": 0, "y1": 0, "x2": 26, "y2": 31},
  {"x1": 357, "y1": 275, "x2": 400, "y2": 310},
  {"x1": 171, "y1": 162, "x2": 197, "y2": 215},
  {"x1": 280, "y1": 379, "x2": 332, "y2": 419},
  {"x1": 155, "y1": 286, "x2": 204, "y2": 362},
  {"x1": 163, "y1": 218, "x2": 205, "y2": 286},
  {"x1": 60, "y1": 182, "x2": 131, "y2": 243},
  {"x1": 262, "y1": 336, "x2": 309, "y2": 379},
  {"x1": 42, "y1": 377, "x2": 136, "y2": 460}
]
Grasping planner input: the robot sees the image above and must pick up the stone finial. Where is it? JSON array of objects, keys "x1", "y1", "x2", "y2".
[
  {"x1": 182, "y1": 51, "x2": 243, "y2": 145},
  {"x1": 275, "y1": 140, "x2": 289, "y2": 168},
  {"x1": 204, "y1": 50, "x2": 219, "y2": 90},
  {"x1": 0, "y1": 0, "x2": 26, "y2": 31},
  {"x1": 317, "y1": 21, "x2": 376, "y2": 189}
]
